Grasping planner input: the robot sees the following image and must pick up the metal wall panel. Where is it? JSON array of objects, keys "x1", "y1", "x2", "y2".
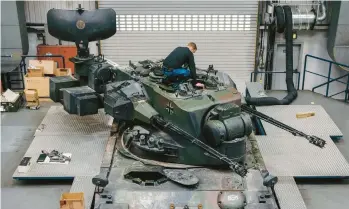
[
  {"x1": 1, "y1": 1, "x2": 29, "y2": 71},
  {"x1": 24, "y1": 1, "x2": 97, "y2": 54},
  {"x1": 24, "y1": 1, "x2": 95, "y2": 24},
  {"x1": 272, "y1": 31, "x2": 348, "y2": 100},
  {"x1": 1, "y1": 1, "x2": 19, "y2": 25},
  {"x1": 99, "y1": 1, "x2": 259, "y2": 91}
]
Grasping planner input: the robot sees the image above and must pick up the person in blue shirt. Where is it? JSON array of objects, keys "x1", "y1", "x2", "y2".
[{"x1": 162, "y1": 42, "x2": 197, "y2": 83}]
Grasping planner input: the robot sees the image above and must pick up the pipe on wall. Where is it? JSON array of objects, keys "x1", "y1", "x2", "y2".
[
  {"x1": 268, "y1": 1, "x2": 327, "y2": 30},
  {"x1": 316, "y1": 1, "x2": 327, "y2": 21},
  {"x1": 292, "y1": 7, "x2": 317, "y2": 30}
]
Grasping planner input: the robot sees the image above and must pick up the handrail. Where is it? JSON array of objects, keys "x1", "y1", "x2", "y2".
[
  {"x1": 302, "y1": 54, "x2": 349, "y2": 102},
  {"x1": 311, "y1": 73, "x2": 349, "y2": 91},
  {"x1": 329, "y1": 89, "x2": 348, "y2": 98},
  {"x1": 20, "y1": 55, "x2": 66, "y2": 74}
]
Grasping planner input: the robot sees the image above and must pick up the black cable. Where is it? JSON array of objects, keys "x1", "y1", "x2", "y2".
[{"x1": 246, "y1": 5, "x2": 298, "y2": 106}]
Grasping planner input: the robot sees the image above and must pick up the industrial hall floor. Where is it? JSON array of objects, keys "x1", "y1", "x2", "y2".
[{"x1": 1, "y1": 90, "x2": 349, "y2": 209}]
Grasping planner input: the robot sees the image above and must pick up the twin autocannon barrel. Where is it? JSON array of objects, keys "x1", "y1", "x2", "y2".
[
  {"x1": 150, "y1": 104, "x2": 327, "y2": 177},
  {"x1": 241, "y1": 105, "x2": 327, "y2": 148}
]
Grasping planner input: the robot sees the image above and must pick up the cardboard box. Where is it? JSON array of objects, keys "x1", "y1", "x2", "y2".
[
  {"x1": 25, "y1": 75, "x2": 50, "y2": 97},
  {"x1": 24, "y1": 89, "x2": 39, "y2": 102},
  {"x1": 29, "y1": 60, "x2": 56, "y2": 75},
  {"x1": 55, "y1": 68, "x2": 72, "y2": 76},
  {"x1": 60, "y1": 193, "x2": 84, "y2": 209},
  {"x1": 27, "y1": 66, "x2": 44, "y2": 77}
]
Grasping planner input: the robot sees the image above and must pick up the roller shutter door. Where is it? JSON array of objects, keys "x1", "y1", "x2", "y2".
[{"x1": 98, "y1": 1, "x2": 258, "y2": 91}]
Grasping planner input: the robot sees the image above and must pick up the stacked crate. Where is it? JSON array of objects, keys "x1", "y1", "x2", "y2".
[
  {"x1": 24, "y1": 60, "x2": 72, "y2": 98},
  {"x1": 24, "y1": 89, "x2": 40, "y2": 108}
]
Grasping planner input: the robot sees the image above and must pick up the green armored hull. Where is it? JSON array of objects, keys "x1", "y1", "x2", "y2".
[{"x1": 102, "y1": 61, "x2": 252, "y2": 173}]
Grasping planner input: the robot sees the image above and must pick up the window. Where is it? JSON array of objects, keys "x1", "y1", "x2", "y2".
[{"x1": 116, "y1": 14, "x2": 252, "y2": 31}]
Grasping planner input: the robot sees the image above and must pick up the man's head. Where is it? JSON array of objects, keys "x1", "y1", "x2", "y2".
[{"x1": 187, "y1": 42, "x2": 197, "y2": 54}]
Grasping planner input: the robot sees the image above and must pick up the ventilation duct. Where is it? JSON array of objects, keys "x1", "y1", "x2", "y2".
[
  {"x1": 316, "y1": 1, "x2": 327, "y2": 21},
  {"x1": 269, "y1": 1, "x2": 327, "y2": 31},
  {"x1": 327, "y1": 1, "x2": 349, "y2": 66},
  {"x1": 291, "y1": 6, "x2": 316, "y2": 30}
]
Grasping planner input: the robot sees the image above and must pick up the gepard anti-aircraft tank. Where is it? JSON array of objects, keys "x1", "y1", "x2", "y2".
[
  {"x1": 47, "y1": 5, "x2": 326, "y2": 177},
  {"x1": 47, "y1": 5, "x2": 256, "y2": 177},
  {"x1": 105, "y1": 59, "x2": 253, "y2": 177},
  {"x1": 46, "y1": 6, "x2": 328, "y2": 209}
]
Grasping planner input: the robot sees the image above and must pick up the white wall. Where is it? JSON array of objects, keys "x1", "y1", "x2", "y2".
[
  {"x1": 269, "y1": 30, "x2": 348, "y2": 100},
  {"x1": 25, "y1": 1, "x2": 95, "y2": 23},
  {"x1": 290, "y1": 31, "x2": 348, "y2": 100},
  {"x1": 26, "y1": 33, "x2": 43, "y2": 67},
  {"x1": 24, "y1": 0, "x2": 98, "y2": 55}
]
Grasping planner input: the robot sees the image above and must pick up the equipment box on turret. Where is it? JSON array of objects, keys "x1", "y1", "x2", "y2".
[
  {"x1": 76, "y1": 94, "x2": 99, "y2": 116},
  {"x1": 61, "y1": 86, "x2": 97, "y2": 115},
  {"x1": 49, "y1": 76, "x2": 80, "y2": 102}
]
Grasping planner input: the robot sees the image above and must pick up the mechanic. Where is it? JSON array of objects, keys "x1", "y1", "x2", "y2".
[{"x1": 162, "y1": 42, "x2": 197, "y2": 83}]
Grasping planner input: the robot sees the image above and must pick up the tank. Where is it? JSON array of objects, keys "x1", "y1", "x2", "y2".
[
  {"x1": 46, "y1": 6, "x2": 329, "y2": 209},
  {"x1": 47, "y1": 5, "x2": 254, "y2": 176},
  {"x1": 104, "y1": 60, "x2": 253, "y2": 174}
]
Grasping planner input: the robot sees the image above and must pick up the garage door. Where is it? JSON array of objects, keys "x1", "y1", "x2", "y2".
[{"x1": 98, "y1": 1, "x2": 258, "y2": 91}]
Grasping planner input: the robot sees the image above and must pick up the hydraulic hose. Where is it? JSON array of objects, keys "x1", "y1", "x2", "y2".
[{"x1": 246, "y1": 6, "x2": 297, "y2": 106}]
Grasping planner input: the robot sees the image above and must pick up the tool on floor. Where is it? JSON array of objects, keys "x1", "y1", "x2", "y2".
[
  {"x1": 296, "y1": 111, "x2": 315, "y2": 118},
  {"x1": 41, "y1": 149, "x2": 72, "y2": 163}
]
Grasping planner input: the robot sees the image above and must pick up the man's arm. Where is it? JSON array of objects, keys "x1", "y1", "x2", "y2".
[{"x1": 188, "y1": 53, "x2": 197, "y2": 81}]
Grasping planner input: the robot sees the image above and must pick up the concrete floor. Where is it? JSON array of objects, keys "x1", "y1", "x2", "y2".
[
  {"x1": 1, "y1": 91, "x2": 348, "y2": 209},
  {"x1": 1, "y1": 101, "x2": 72, "y2": 209}
]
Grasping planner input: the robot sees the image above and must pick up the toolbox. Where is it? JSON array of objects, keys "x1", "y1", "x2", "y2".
[
  {"x1": 49, "y1": 76, "x2": 80, "y2": 102},
  {"x1": 0, "y1": 90, "x2": 24, "y2": 112}
]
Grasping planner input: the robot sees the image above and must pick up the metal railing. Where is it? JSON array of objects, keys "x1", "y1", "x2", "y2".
[
  {"x1": 301, "y1": 54, "x2": 349, "y2": 103},
  {"x1": 250, "y1": 71, "x2": 301, "y2": 90},
  {"x1": 1, "y1": 54, "x2": 26, "y2": 90},
  {"x1": 20, "y1": 55, "x2": 66, "y2": 74},
  {"x1": 1, "y1": 54, "x2": 66, "y2": 90}
]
